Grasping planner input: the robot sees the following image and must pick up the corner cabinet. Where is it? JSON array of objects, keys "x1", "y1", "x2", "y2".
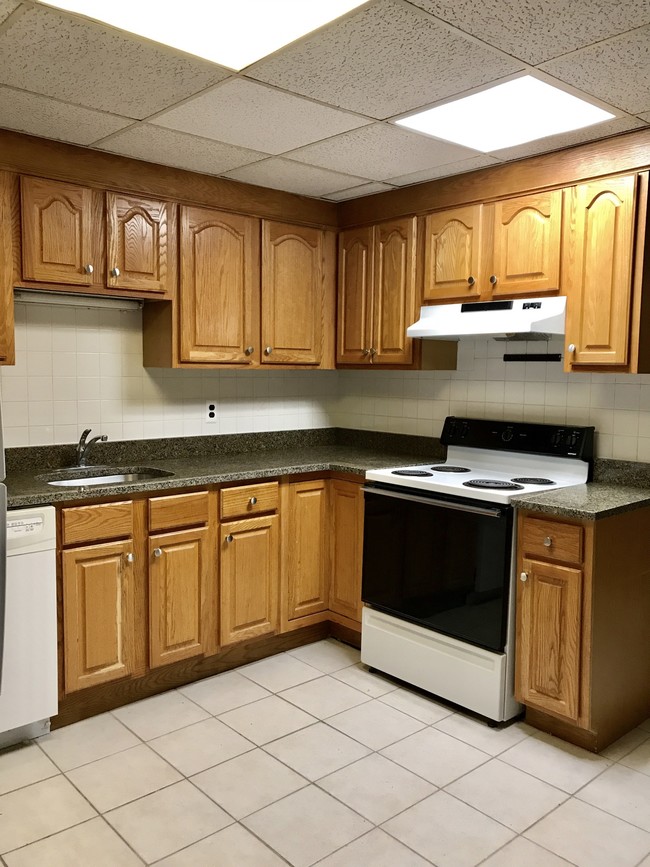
[
  {"x1": 423, "y1": 190, "x2": 562, "y2": 303},
  {"x1": 563, "y1": 173, "x2": 648, "y2": 371},
  {"x1": 516, "y1": 510, "x2": 650, "y2": 752},
  {"x1": 337, "y1": 217, "x2": 417, "y2": 365}
]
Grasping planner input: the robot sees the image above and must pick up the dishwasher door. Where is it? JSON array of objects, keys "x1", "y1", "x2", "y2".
[{"x1": 0, "y1": 506, "x2": 57, "y2": 745}]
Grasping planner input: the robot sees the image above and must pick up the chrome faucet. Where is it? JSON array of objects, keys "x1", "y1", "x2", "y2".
[{"x1": 75, "y1": 428, "x2": 108, "y2": 467}]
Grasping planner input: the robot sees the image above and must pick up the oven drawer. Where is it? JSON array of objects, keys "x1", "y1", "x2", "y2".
[{"x1": 521, "y1": 517, "x2": 583, "y2": 564}]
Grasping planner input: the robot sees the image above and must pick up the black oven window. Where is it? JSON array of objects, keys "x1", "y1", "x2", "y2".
[{"x1": 362, "y1": 491, "x2": 512, "y2": 652}]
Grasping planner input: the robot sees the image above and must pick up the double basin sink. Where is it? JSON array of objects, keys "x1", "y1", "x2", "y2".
[{"x1": 36, "y1": 466, "x2": 175, "y2": 488}]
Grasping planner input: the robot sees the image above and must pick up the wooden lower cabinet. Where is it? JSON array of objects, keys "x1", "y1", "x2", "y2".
[
  {"x1": 62, "y1": 539, "x2": 136, "y2": 693},
  {"x1": 329, "y1": 480, "x2": 364, "y2": 622},
  {"x1": 149, "y1": 526, "x2": 214, "y2": 668},
  {"x1": 220, "y1": 514, "x2": 279, "y2": 645},
  {"x1": 283, "y1": 480, "x2": 329, "y2": 623},
  {"x1": 516, "y1": 557, "x2": 582, "y2": 721},
  {"x1": 516, "y1": 509, "x2": 650, "y2": 751}
]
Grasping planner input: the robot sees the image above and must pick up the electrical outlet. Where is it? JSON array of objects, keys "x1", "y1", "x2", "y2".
[{"x1": 205, "y1": 401, "x2": 218, "y2": 423}]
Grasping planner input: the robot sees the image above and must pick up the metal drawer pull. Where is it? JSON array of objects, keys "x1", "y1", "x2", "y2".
[
  {"x1": 125, "y1": 552, "x2": 134, "y2": 563},
  {"x1": 226, "y1": 534, "x2": 234, "y2": 543},
  {"x1": 110, "y1": 267, "x2": 121, "y2": 278},
  {"x1": 543, "y1": 536, "x2": 552, "y2": 547},
  {"x1": 249, "y1": 497, "x2": 257, "y2": 505},
  {"x1": 153, "y1": 547, "x2": 162, "y2": 558},
  {"x1": 520, "y1": 571, "x2": 528, "y2": 582}
]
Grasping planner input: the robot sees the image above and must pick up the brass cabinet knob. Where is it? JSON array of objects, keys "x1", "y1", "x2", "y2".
[
  {"x1": 249, "y1": 496, "x2": 257, "y2": 505},
  {"x1": 543, "y1": 536, "x2": 552, "y2": 547}
]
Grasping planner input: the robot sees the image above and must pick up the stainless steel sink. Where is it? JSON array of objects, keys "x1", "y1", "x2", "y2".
[{"x1": 36, "y1": 466, "x2": 175, "y2": 488}]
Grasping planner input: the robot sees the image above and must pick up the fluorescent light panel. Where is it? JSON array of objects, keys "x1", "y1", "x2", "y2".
[
  {"x1": 395, "y1": 76, "x2": 616, "y2": 152},
  {"x1": 39, "y1": 0, "x2": 367, "y2": 70}
]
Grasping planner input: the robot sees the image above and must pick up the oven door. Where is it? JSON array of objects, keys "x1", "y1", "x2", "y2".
[{"x1": 362, "y1": 485, "x2": 513, "y2": 653}]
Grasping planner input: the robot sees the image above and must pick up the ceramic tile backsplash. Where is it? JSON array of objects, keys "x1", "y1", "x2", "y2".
[
  {"x1": 3, "y1": 304, "x2": 650, "y2": 462},
  {"x1": 0, "y1": 302, "x2": 337, "y2": 447},
  {"x1": 332, "y1": 338, "x2": 650, "y2": 462}
]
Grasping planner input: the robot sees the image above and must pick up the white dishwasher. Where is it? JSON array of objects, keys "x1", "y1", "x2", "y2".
[{"x1": 0, "y1": 506, "x2": 58, "y2": 748}]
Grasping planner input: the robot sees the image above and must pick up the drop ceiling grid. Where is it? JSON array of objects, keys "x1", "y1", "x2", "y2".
[{"x1": 0, "y1": 0, "x2": 646, "y2": 198}]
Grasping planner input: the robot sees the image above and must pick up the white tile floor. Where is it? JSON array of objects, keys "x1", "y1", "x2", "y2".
[{"x1": 1, "y1": 639, "x2": 650, "y2": 866}]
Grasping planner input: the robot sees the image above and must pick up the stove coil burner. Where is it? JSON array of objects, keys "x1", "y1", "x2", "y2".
[
  {"x1": 463, "y1": 479, "x2": 524, "y2": 490},
  {"x1": 430, "y1": 465, "x2": 471, "y2": 473},
  {"x1": 391, "y1": 469, "x2": 434, "y2": 477},
  {"x1": 511, "y1": 477, "x2": 555, "y2": 485}
]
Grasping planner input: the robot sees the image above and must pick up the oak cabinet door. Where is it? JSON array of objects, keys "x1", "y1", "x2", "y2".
[
  {"x1": 220, "y1": 514, "x2": 279, "y2": 644},
  {"x1": 563, "y1": 175, "x2": 636, "y2": 368},
  {"x1": 63, "y1": 540, "x2": 135, "y2": 692},
  {"x1": 516, "y1": 557, "x2": 582, "y2": 721},
  {"x1": 179, "y1": 206, "x2": 260, "y2": 364},
  {"x1": 0, "y1": 171, "x2": 14, "y2": 364},
  {"x1": 329, "y1": 480, "x2": 364, "y2": 622},
  {"x1": 490, "y1": 190, "x2": 562, "y2": 297},
  {"x1": 149, "y1": 526, "x2": 212, "y2": 668},
  {"x1": 261, "y1": 221, "x2": 324, "y2": 365},
  {"x1": 284, "y1": 480, "x2": 329, "y2": 621},
  {"x1": 21, "y1": 176, "x2": 95, "y2": 286},
  {"x1": 372, "y1": 217, "x2": 417, "y2": 365},
  {"x1": 106, "y1": 192, "x2": 174, "y2": 295},
  {"x1": 337, "y1": 226, "x2": 374, "y2": 364},
  {"x1": 423, "y1": 205, "x2": 482, "y2": 302}
]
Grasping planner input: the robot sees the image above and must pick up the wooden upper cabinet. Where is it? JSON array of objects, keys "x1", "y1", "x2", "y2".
[
  {"x1": 516, "y1": 556, "x2": 583, "y2": 721},
  {"x1": 149, "y1": 526, "x2": 212, "y2": 668},
  {"x1": 106, "y1": 193, "x2": 174, "y2": 296},
  {"x1": 62, "y1": 539, "x2": 136, "y2": 693},
  {"x1": 261, "y1": 221, "x2": 324, "y2": 365},
  {"x1": 179, "y1": 206, "x2": 260, "y2": 365},
  {"x1": 21, "y1": 176, "x2": 96, "y2": 286},
  {"x1": 563, "y1": 175, "x2": 637, "y2": 369},
  {"x1": 490, "y1": 190, "x2": 562, "y2": 296},
  {"x1": 337, "y1": 226, "x2": 374, "y2": 364},
  {"x1": 373, "y1": 217, "x2": 417, "y2": 365},
  {"x1": 423, "y1": 205, "x2": 482, "y2": 303},
  {"x1": 0, "y1": 172, "x2": 15, "y2": 364}
]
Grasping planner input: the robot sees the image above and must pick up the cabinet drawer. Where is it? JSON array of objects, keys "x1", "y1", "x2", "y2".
[
  {"x1": 220, "y1": 482, "x2": 278, "y2": 520},
  {"x1": 62, "y1": 501, "x2": 133, "y2": 546},
  {"x1": 149, "y1": 491, "x2": 209, "y2": 532},
  {"x1": 521, "y1": 518, "x2": 583, "y2": 564}
]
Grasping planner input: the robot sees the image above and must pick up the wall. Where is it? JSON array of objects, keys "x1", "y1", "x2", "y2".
[
  {"x1": 2, "y1": 303, "x2": 650, "y2": 462},
  {"x1": 0, "y1": 301, "x2": 337, "y2": 447},
  {"x1": 333, "y1": 338, "x2": 650, "y2": 462}
]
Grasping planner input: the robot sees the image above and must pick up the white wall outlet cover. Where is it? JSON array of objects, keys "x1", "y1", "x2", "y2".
[{"x1": 205, "y1": 401, "x2": 218, "y2": 423}]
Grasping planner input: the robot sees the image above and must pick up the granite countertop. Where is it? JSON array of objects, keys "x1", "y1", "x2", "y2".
[
  {"x1": 7, "y1": 429, "x2": 650, "y2": 520},
  {"x1": 5, "y1": 430, "x2": 444, "y2": 508}
]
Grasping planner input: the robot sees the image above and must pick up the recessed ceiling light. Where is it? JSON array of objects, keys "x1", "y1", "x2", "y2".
[
  {"x1": 38, "y1": 0, "x2": 367, "y2": 70},
  {"x1": 395, "y1": 76, "x2": 616, "y2": 152}
]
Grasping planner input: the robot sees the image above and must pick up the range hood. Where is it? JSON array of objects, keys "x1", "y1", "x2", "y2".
[{"x1": 407, "y1": 297, "x2": 566, "y2": 341}]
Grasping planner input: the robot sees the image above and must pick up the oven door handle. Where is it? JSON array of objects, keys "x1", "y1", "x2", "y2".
[{"x1": 362, "y1": 485, "x2": 506, "y2": 518}]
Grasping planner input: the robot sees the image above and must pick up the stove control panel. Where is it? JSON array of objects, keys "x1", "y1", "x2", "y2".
[{"x1": 441, "y1": 417, "x2": 594, "y2": 461}]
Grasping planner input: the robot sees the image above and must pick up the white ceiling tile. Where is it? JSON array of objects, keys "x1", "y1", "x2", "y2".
[
  {"x1": 490, "y1": 115, "x2": 648, "y2": 160},
  {"x1": 410, "y1": 0, "x2": 650, "y2": 65},
  {"x1": 98, "y1": 124, "x2": 269, "y2": 176},
  {"x1": 247, "y1": 0, "x2": 523, "y2": 119},
  {"x1": 0, "y1": 86, "x2": 132, "y2": 145},
  {"x1": 288, "y1": 123, "x2": 479, "y2": 181},
  {"x1": 0, "y1": 4, "x2": 230, "y2": 119},
  {"x1": 387, "y1": 155, "x2": 501, "y2": 186},
  {"x1": 540, "y1": 26, "x2": 650, "y2": 114},
  {"x1": 640, "y1": 111, "x2": 650, "y2": 123},
  {"x1": 0, "y1": 0, "x2": 20, "y2": 26},
  {"x1": 324, "y1": 182, "x2": 397, "y2": 201},
  {"x1": 223, "y1": 158, "x2": 370, "y2": 197},
  {"x1": 152, "y1": 78, "x2": 371, "y2": 155}
]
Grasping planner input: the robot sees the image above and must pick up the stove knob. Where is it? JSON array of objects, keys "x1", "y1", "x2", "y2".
[{"x1": 501, "y1": 428, "x2": 514, "y2": 443}]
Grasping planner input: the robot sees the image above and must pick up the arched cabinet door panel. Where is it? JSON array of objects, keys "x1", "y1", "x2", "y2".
[{"x1": 423, "y1": 205, "x2": 482, "y2": 302}]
